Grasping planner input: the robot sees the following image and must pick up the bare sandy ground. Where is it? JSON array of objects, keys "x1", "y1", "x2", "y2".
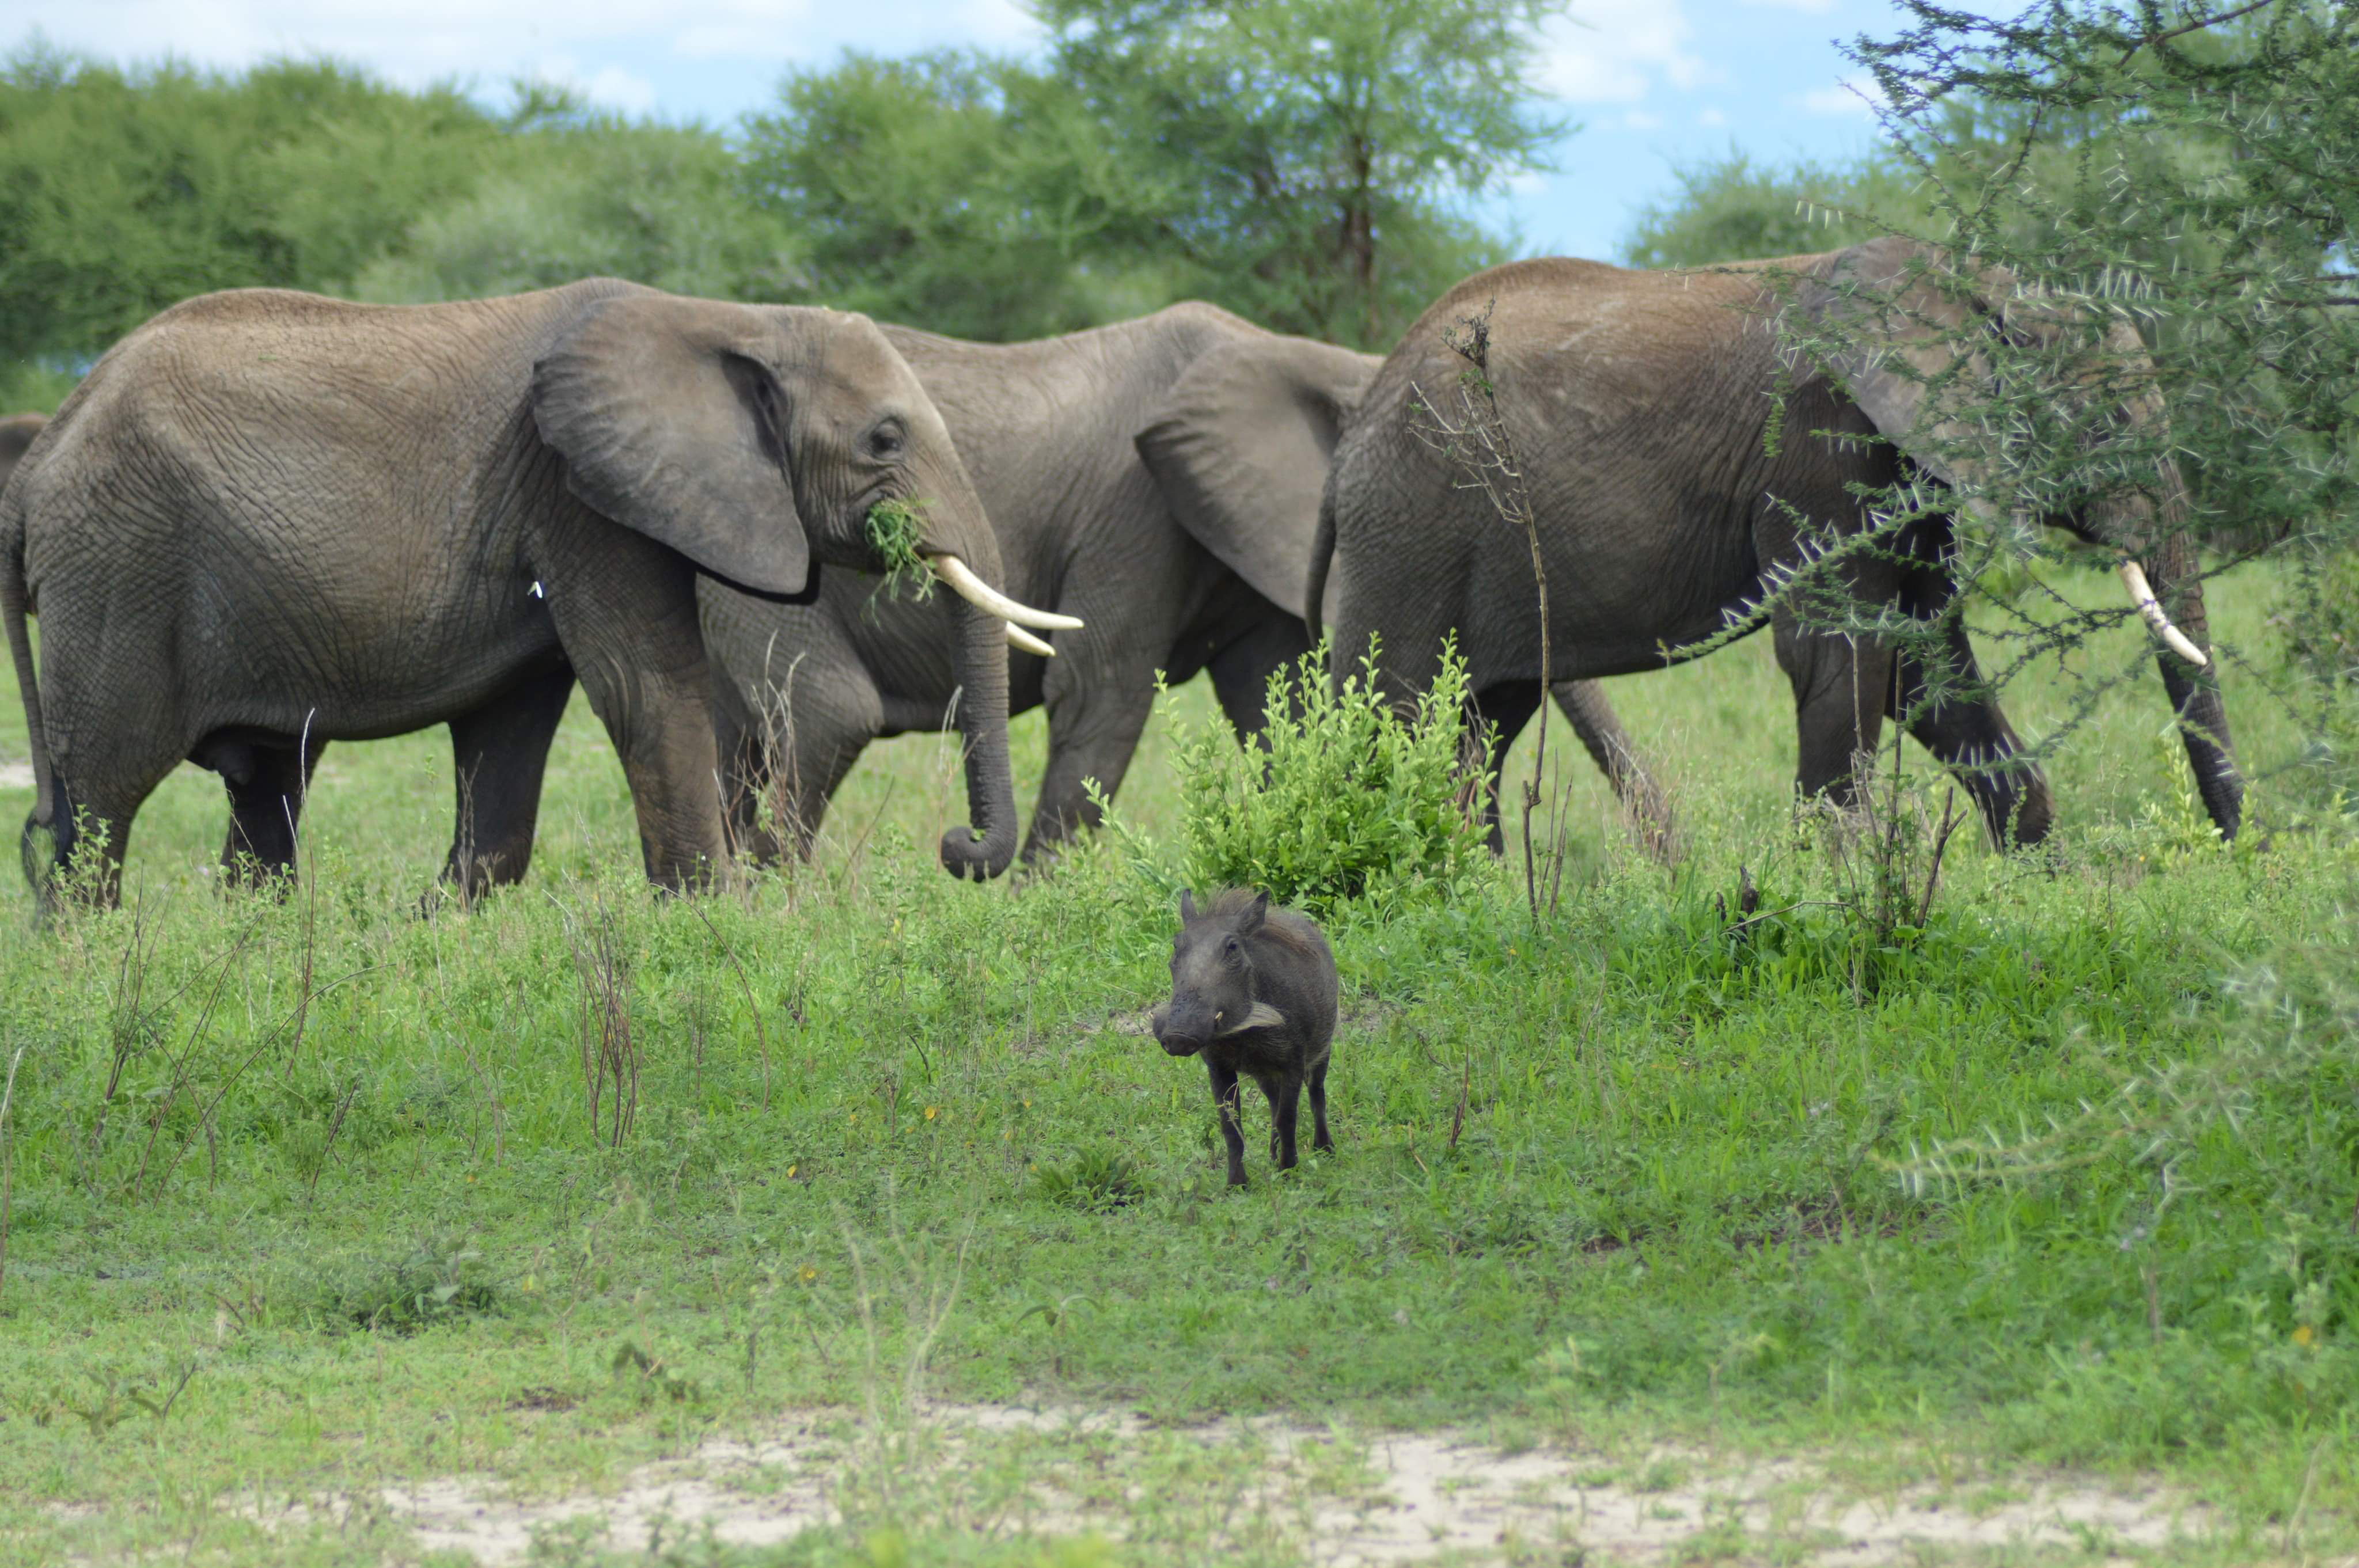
[
  {"x1": 0, "y1": 762, "x2": 31, "y2": 790},
  {"x1": 237, "y1": 1403, "x2": 2221, "y2": 1565}
]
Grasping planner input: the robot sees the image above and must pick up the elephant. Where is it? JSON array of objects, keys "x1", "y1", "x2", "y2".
[
  {"x1": 2, "y1": 279, "x2": 1074, "y2": 906},
  {"x1": 687, "y1": 303, "x2": 1676, "y2": 865},
  {"x1": 1308, "y1": 237, "x2": 2241, "y2": 846}
]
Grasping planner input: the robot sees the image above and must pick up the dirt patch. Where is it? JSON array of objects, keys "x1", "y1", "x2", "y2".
[
  {"x1": 0, "y1": 762, "x2": 31, "y2": 791},
  {"x1": 236, "y1": 1404, "x2": 2216, "y2": 1565}
]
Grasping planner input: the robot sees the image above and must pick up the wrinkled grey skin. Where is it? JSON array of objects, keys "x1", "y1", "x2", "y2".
[
  {"x1": 1151, "y1": 887, "x2": 1338, "y2": 1187},
  {"x1": 1310, "y1": 238, "x2": 2240, "y2": 846},
  {"x1": 694, "y1": 303, "x2": 1675, "y2": 865},
  {"x1": 2, "y1": 280, "x2": 1018, "y2": 906}
]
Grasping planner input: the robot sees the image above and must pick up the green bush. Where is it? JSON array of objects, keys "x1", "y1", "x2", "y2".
[{"x1": 1098, "y1": 639, "x2": 1487, "y2": 918}]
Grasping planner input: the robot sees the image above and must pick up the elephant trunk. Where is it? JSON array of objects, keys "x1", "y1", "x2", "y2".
[
  {"x1": 2092, "y1": 462, "x2": 2243, "y2": 840},
  {"x1": 939, "y1": 591, "x2": 1020, "y2": 879}
]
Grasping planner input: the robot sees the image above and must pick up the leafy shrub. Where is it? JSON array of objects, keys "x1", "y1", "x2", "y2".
[
  {"x1": 313, "y1": 1234, "x2": 499, "y2": 1333},
  {"x1": 1095, "y1": 638, "x2": 1487, "y2": 918},
  {"x1": 1033, "y1": 1145, "x2": 1145, "y2": 1212}
]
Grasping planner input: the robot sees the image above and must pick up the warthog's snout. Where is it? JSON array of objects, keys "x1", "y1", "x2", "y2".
[{"x1": 1150, "y1": 1004, "x2": 1205, "y2": 1057}]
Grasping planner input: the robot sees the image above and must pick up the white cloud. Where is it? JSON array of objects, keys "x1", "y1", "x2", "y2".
[
  {"x1": 1535, "y1": 0, "x2": 1712, "y2": 106},
  {"x1": 1739, "y1": 0, "x2": 1837, "y2": 13},
  {"x1": 583, "y1": 64, "x2": 657, "y2": 112},
  {"x1": 958, "y1": 0, "x2": 1045, "y2": 48},
  {"x1": 1696, "y1": 106, "x2": 1728, "y2": 127},
  {"x1": 32, "y1": 2, "x2": 949, "y2": 90},
  {"x1": 1797, "y1": 73, "x2": 1886, "y2": 116},
  {"x1": 1620, "y1": 109, "x2": 1662, "y2": 130}
]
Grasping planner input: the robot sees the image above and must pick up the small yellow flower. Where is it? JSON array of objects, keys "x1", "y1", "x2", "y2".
[
  {"x1": 799, "y1": 1266, "x2": 818, "y2": 1284},
  {"x1": 925, "y1": 1106, "x2": 939, "y2": 1122},
  {"x1": 787, "y1": 1163, "x2": 798, "y2": 1179},
  {"x1": 2295, "y1": 1324, "x2": 2318, "y2": 1348}
]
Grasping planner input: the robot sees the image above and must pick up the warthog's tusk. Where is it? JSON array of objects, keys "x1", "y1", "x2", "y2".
[
  {"x1": 1006, "y1": 624, "x2": 1057, "y2": 658},
  {"x1": 2118, "y1": 560, "x2": 2209, "y2": 669},
  {"x1": 928, "y1": 554, "x2": 1084, "y2": 631},
  {"x1": 1215, "y1": 1002, "x2": 1286, "y2": 1037}
]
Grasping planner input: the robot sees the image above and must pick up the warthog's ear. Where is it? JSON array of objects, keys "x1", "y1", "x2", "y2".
[
  {"x1": 1178, "y1": 888, "x2": 1197, "y2": 923},
  {"x1": 1238, "y1": 891, "x2": 1269, "y2": 935}
]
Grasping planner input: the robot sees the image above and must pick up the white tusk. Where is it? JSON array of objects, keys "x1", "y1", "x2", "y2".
[
  {"x1": 927, "y1": 554, "x2": 1084, "y2": 631},
  {"x1": 1215, "y1": 1002, "x2": 1287, "y2": 1037},
  {"x1": 1006, "y1": 624, "x2": 1057, "y2": 658},
  {"x1": 2118, "y1": 560, "x2": 2208, "y2": 669}
]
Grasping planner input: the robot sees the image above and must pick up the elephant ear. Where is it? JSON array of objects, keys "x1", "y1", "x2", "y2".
[
  {"x1": 1134, "y1": 333, "x2": 1378, "y2": 626},
  {"x1": 1793, "y1": 236, "x2": 2014, "y2": 490},
  {"x1": 531, "y1": 290, "x2": 811, "y2": 596}
]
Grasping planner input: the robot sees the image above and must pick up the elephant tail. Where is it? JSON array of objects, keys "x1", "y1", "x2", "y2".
[
  {"x1": 1, "y1": 483, "x2": 54, "y2": 888},
  {"x1": 1304, "y1": 464, "x2": 1338, "y2": 647}
]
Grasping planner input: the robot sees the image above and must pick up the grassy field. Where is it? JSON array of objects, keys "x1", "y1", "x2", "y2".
[{"x1": 0, "y1": 556, "x2": 2354, "y2": 1565}]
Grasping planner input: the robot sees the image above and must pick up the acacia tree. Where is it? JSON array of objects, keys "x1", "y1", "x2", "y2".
[
  {"x1": 1617, "y1": 150, "x2": 1925, "y2": 269},
  {"x1": 738, "y1": 51, "x2": 1127, "y2": 342},
  {"x1": 744, "y1": 0, "x2": 1567, "y2": 347},
  {"x1": 1040, "y1": 0, "x2": 1568, "y2": 347},
  {"x1": 1754, "y1": 0, "x2": 2359, "y2": 811}
]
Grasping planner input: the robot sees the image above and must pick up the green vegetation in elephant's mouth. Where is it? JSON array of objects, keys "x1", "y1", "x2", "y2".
[{"x1": 863, "y1": 497, "x2": 936, "y2": 606}]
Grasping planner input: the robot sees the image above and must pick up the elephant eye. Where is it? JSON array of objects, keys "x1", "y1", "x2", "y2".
[{"x1": 866, "y1": 423, "x2": 904, "y2": 461}]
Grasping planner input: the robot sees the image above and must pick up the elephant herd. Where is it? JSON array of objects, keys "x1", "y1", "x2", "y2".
[{"x1": 1, "y1": 238, "x2": 2240, "y2": 910}]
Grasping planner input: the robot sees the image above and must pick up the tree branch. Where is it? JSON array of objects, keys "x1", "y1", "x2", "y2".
[{"x1": 2121, "y1": 0, "x2": 2286, "y2": 62}]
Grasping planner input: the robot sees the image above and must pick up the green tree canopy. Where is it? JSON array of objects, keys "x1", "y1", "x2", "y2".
[
  {"x1": 739, "y1": 50, "x2": 1129, "y2": 341},
  {"x1": 355, "y1": 104, "x2": 799, "y2": 305},
  {"x1": 1618, "y1": 150, "x2": 1922, "y2": 269},
  {"x1": 1038, "y1": 0, "x2": 1568, "y2": 346},
  {"x1": 0, "y1": 43, "x2": 503, "y2": 367},
  {"x1": 1739, "y1": 0, "x2": 2359, "y2": 790},
  {"x1": 744, "y1": 0, "x2": 1570, "y2": 347}
]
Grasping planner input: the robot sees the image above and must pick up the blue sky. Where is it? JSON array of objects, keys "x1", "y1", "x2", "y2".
[{"x1": 17, "y1": 0, "x2": 1914, "y2": 261}]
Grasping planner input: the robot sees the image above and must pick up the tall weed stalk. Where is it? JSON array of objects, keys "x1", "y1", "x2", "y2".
[{"x1": 1408, "y1": 299, "x2": 1562, "y2": 919}]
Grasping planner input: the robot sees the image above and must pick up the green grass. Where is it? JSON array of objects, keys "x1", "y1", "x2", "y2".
[{"x1": 0, "y1": 556, "x2": 2353, "y2": 1565}]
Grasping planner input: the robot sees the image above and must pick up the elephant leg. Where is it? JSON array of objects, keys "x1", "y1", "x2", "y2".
[
  {"x1": 1887, "y1": 612, "x2": 2053, "y2": 846},
  {"x1": 36, "y1": 730, "x2": 185, "y2": 910},
  {"x1": 1471, "y1": 681, "x2": 1543, "y2": 854},
  {"x1": 537, "y1": 525, "x2": 728, "y2": 891},
  {"x1": 712, "y1": 696, "x2": 777, "y2": 864},
  {"x1": 1024, "y1": 656, "x2": 1159, "y2": 863},
  {"x1": 443, "y1": 662, "x2": 575, "y2": 898},
  {"x1": 712, "y1": 629, "x2": 881, "y2": 864},
  {"x1": 1772, "y1": 606, "x2": 1895, "y2": 814},
  {"x1": 24, "y1": 610, "x2": 190, "y2": 906},
  {"x1": 771, "y1": 705, "x2": 871, "y2": 862},
  {"x1": 1550, "y1": 679, "x2": 1678, "y2": 860},
  {"x1": 32, "y1": 769, "x2": 160, "y2": 910},
  {"x1": 214, "y1": 732, "x2": 327, "y2": 887},
  {"x1": 1207, "y1": 613, "x2": 1315, "y2": 746}
]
